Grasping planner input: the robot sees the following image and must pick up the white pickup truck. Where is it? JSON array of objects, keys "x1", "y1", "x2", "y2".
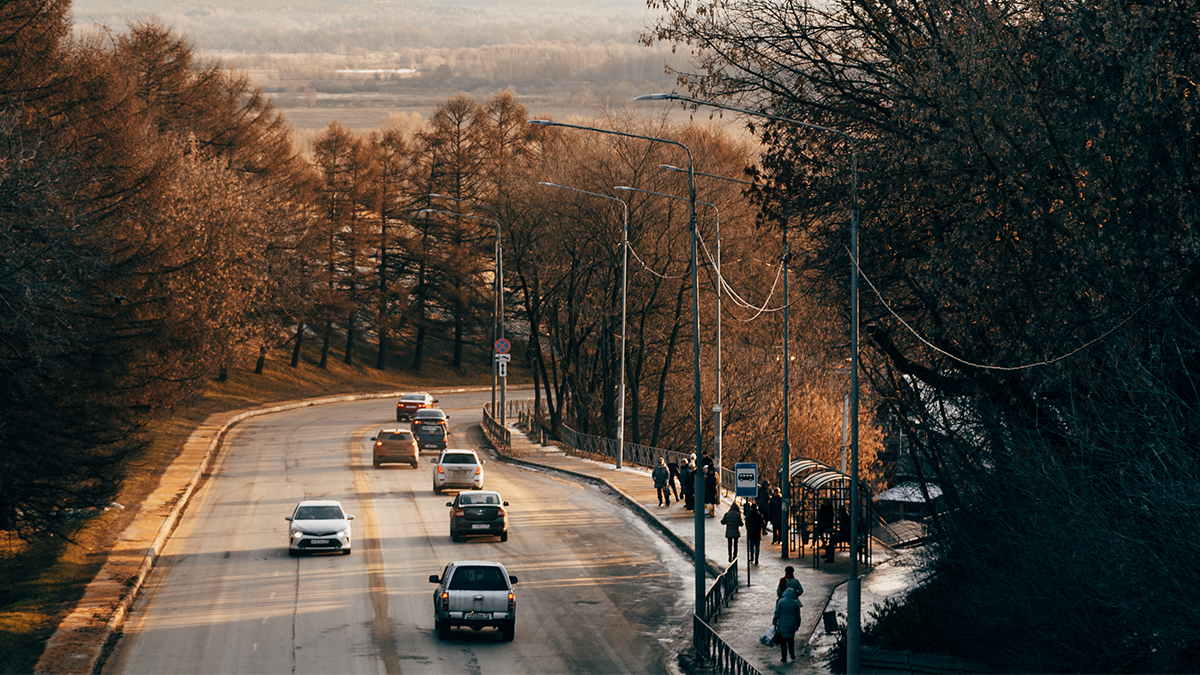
[{"x1": 430, "y1": 560, "x2": 518, "y2": 641}]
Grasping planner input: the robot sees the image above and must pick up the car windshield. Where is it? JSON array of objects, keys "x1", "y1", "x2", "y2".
[
  {"x1": 416, "y1": 411, "x2": 443, "y2": 418},
  {"x1": 295, "y1": 505, "x2": 343, "y2": 520},
  {"x1": 402, "y1": 394, "x2": 426, "y2": 402},
  {"x1": 460, "y1": 493, "x2": 499, "y2": 505},
  {"x1": 441, "y1": 454, "x2": 476, "y2": 465},
  {"x1": 419, "y1": 428, "x2": 445, "y2": 438},
  {"x1": 448, "y1": 566, "x2": 508, "y2": 591},
  {"x1": 383, "y1": 432, "x2": 412, "y2": 440}
]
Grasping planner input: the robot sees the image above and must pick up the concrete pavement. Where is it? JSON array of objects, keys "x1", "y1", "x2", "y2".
[{"x1": 491, "y1": 420, "x2": 919, "y2": 675}]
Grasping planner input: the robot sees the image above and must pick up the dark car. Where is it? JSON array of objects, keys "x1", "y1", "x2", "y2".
[
  {"x1": 448, "y1": 490, "x2": 508, "y2": 542},
  {"x1": 416, "y1": 424, "x2": 448, "y2": 452},
  {"x1": 396, "y1": 392, "x2": 436, "y2": 421},
  {"x1": 411, "y1": 407, "x2": 449, "y2": 433}
]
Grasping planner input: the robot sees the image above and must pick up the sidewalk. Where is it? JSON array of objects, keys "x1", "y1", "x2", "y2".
[{"x1": 494, "y1": 421, "x2": 918, "y2": 675}]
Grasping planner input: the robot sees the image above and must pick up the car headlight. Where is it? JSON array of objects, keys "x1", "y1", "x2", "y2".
[
  {"x1": 292, "y1": 530, "x2": 304, "y2": 539},
  {"x1": 336, "y1": 529, "x2": 349, "y2": 537}
]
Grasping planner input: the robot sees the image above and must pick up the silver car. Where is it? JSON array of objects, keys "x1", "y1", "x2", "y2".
[
  {"x1": 431, "y1": 449, "x2": 484, "y2": 493},
  {"x1": 429, "y1": 560, "x2": 518, "y2": 641},
  {"x1": 286, "y1": 500, "x2": 354, "y2": 556}
]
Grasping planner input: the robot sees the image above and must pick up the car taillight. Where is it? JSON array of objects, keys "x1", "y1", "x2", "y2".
[
  {"x1": 375, "y1": 441, "x2": 383, "y2": 448},
  {"x1": 437, "y1": 465, "x2": 445, "y2": 474},
  {"x1": 496, "y1": 507, "x2": 505, "y2": 517},
  {"x1": 453, "y1": 508, "x2": 465, "y2": 517},
  {"x1": 441, "y1": 591, "x2": 449, "y2": 611},
  {"x1": 474, "y1": 466, "x2": 482, "y2": 475},
  {"x1": 507, "y1": 593, "x2": 515, "y2": 613}
]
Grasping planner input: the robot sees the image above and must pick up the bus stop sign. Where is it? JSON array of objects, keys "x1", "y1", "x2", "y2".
[{"x1": 735, "y1": 463, "x2": 758, "y2": 498}]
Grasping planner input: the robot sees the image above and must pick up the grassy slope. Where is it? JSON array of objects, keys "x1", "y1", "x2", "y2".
[{"x1": 0, "y1": 343, "x2": 500, "y2": 673}]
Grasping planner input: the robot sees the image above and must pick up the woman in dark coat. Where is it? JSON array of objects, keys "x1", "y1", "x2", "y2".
[
  {"x1": 767, "y1": 487, "x2": 783, "y2": 544},
  {"x1": 745, "y1": 502, "x2": 765, "y2": 564}
]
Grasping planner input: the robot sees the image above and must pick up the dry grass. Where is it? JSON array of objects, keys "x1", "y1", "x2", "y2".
[{"x1": 0, "y1": 341, "x2": 499, "y2": 673}]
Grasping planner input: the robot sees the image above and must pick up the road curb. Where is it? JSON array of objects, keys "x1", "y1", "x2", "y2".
[{"x1": 491, "y1": 449, "x2": 726, "y2": 578}]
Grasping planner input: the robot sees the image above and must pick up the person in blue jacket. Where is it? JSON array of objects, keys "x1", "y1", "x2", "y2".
[{"x1": 773, "y1": 586, "x2": 803, "y2": 663}]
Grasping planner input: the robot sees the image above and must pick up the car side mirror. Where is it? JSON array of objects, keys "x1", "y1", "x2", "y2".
[
  {"x1": 446, "y1": 502, "x2": 453, "y2": 507},
  {"x1": 429, "y1": 575, "x2": 441, "y2": 583},
  {"x1": 285, "y1": 516, "x2": 292, "y2": 521},
  {"x1": 432, "y1": 399, "x2": 439, "y2": 404},
  {"x1": 371, "y1": 436, "x2": 378, "y2": 441},
  {"x1": 509, "y1": 576, "x2": 519, "y2": 584},
  {"x1": 503, "y1": 501, "x2": 510, "y2": 506},
  {"x1": 347, "y1": 514, "x2": 355, "y2": 520}
]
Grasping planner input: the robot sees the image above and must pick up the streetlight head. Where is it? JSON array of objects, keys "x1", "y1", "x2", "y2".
[
  {"x1": 613, "y1": 186, "x2": 633, "y2": 192},
  {"x1": 529, "y1": 119, "x2": 555, "y2": 126},
  {"x1": 660, "y1": 164, "x2": 685, "y2": 173},
  {"x1": 634, "y1": 93, "x2": 678, "y2": 101}
]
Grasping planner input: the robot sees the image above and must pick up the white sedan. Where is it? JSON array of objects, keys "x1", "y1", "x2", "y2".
[{"x1": 285, "y1": 500, "x2": 354, "y2": 556}]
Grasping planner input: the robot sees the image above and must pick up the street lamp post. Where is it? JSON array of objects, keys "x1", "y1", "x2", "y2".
[
  {"x1": 529, "y1": 118, "x2": 709, "y2": 621},
  {"x1": 613, "y1": 185, "x2": 724, "y2": 478},
  {"x1": 418, "y1": 206, "x2": 506, "y2": 423},
  {"x1": 428, "y1": 194, "x2": 507, "y2": 423},
  {"x1": 638, "y1": 92, "x2": 862, "y2": 672},
  {"x1": 538, "y1": 181, "x2": 629, "y2": 470}
]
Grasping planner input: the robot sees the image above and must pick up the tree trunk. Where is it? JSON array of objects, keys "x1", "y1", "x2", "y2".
[
  {"x1": 290, "y1": 322, "x2": 304, "y2": 368},
  {"x1": 320, "y1": 321, "x2": 332, "y2": 369}
]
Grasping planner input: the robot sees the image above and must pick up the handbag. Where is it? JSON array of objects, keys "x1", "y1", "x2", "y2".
[{"x1": 759, "y1": 625, "x2": 777, "y2": 647}]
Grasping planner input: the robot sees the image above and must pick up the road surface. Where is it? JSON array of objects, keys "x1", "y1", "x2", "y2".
[{"x1": 102, "y1": 390, "x2": 693, "y2": 674}]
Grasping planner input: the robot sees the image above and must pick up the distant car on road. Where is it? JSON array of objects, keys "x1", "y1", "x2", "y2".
[
  {"x1": 416, "y1": 424, "x2": 449, "y2": 452},
  {"x1": 371, "y1": 428, "x2": 419, "y2": 468},
  {"x1": 431, "y1": 448, "x2": 484, "y2": 493},
  {"x1": 411, "y1": 407, "x2": 449, "y2": 432},
  {"x1": 447, "y1": 490, "x2": 509, "y2": 542},
  {"x1": 429, "y1": 560, "x2": 518, "y2": 641},
  {"x1": 396, "y1": 392, "x2": 436, "y2": 421},
  {"x1": 286, "y1": 500, "x2": 354, "y2": 556}
]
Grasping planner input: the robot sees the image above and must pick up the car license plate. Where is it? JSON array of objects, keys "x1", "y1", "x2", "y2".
[
  {"x1": 472, "y1": 524, "x2": 490, "y2": 529},
  {"x1": 309, "y1": 539, "x2": 330, "y2": 545},
  {"x1": 465, "y1": 611, "x2": 490, "y2": 619}
]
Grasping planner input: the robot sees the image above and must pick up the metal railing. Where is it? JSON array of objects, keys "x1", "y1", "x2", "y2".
[
  {"x1": 558, "y1": 422, "x2": 737, "y2": 495},
  {"x1": 693, "y1": 614, "x2": 764, "y2": 675},
  {"x1": 703, "y1": 559, "x2": 740, "y2": 621},
  {"x1": 481, "y1": 404, "x2": 510, "y2": 451}
]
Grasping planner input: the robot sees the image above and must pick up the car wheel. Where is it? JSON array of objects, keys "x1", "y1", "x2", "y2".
[
  {"x1": 433, "y1": 484, "x2": 442, "y2": 494},
  {"x1": 342, "y1": 547, "x2": 351, "y2": 555},
  {"x1": 410, "y1": 461, "x2": 419, "y2": 469},
  {"x1": 438, "y1": 620, "x2": 451, "y2": 641},
  {"x1": 451, "y1": 529, "x2": 462, "y2": 542},
  {"x1": 373, "y1": 458, "x2": 380, "y2": 468},
  {"x1": 288, "y1": 549, "x2": 298, "y2": 557},
  {"x1": 500, "y1": 531, "x2": 508, "y2": 542},
  {"x1": 501, "y1": 620, "x2": 515, "y2": 641}
]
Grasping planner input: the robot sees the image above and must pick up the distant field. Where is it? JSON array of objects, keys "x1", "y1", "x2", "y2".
[{"x1": 71, "y1": 0, "x2": 751, "y2": 140}]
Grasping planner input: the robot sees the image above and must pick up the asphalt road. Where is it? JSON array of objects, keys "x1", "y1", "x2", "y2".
[{"x1": 102, "y1": 391, "x2": 694, "y2": 674}]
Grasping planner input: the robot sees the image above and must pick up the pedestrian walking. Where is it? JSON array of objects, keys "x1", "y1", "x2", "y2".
[
  {"x1": 772, "y1": 587, "x2": 803, "y2": 663},
  {"x1": 745, "y1": 502, "x2": 765, "y2": 565},
  {"x1": 756, "y1": 479, "x2": 770, "y2": 517},
  {"x1": 767, "y1": 487, "x2": 783, "y2": 544},
  {"x1": 667, "y1": 458, "x2": 681, "y2": 501},
  {"x1": 720, "y1": 501, "x2": 743, "y2": 562},
  {"x1": 652, "y1": 458, "x2": 671, "y2": 506},
  {"x1": 704, "y1": 465, "x2": 718, "y2": 517},
  {"x1": 776, "y1": 565, "x2": 803, "y2": 599}
]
